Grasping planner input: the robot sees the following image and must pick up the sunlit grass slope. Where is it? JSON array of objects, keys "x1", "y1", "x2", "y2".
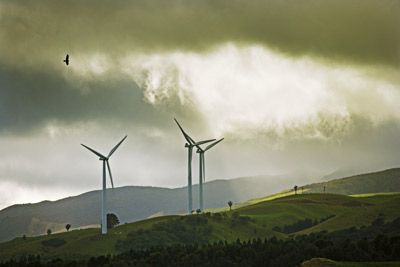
[
  {"x1": 239, "y1": 193, "x2": 400, "y2": 234},
  {"x1": 243, "y1": 168, "x2": 400, "y2": 207},
  {"x1": 301, "y1": 258, "x2": 400, "y2": 267},
  {"x1": 306, "y1": 168, "x2": 400, "y2": 195}
]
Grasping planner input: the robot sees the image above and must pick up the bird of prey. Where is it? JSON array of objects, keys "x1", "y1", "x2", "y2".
[{"x1": 63, "y1": 54, "x2": 69, "y2": 66}]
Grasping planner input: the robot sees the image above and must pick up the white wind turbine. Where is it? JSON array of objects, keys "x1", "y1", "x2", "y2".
[
  {"x1": 196, "y1": 138, "x2": 224, "y2": 212},
  {"x1": 81, "y1": 135, "x2": 127, "y2": 234},
  {"x1": 174, "y1": 118, "x2": 215, "y2": 214}
]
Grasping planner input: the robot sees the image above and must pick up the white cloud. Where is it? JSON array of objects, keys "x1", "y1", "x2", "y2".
[{"x1": 120, "y1": 44, "x2": 400, "y2": 141}]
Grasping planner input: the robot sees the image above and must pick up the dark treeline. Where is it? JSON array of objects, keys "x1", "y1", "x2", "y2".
[
  {"x1": 273, "y1": 215, "x2": 335, "y2": 234},
  {"x1": 1, "y1": 217, "x2": 400, "y2": 267}
]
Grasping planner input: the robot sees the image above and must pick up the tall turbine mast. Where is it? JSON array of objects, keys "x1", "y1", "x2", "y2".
[
  {"x1": 81, "y1": 135, "x2": 127, "y2": 234},
  {"x1": 196, "y1": 138, "x2": 224, "y2": 212},
  {"x1": 174, "y1": 118, "x2": 214, "y2": 214}
]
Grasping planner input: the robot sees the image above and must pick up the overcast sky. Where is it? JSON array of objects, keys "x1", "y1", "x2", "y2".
[{"x1": 0, "y1": 0, "x2": 399, "y2": 209}]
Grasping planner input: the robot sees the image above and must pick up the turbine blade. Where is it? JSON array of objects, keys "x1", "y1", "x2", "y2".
[
  {"x1": 204, "y1": 138, "x2": 224, "y2": 151},
  {"x1": 186, "y1": 134, "x2": 196, "y2": 145},
  {"x1": 202, "y1": 153, "x2": 206, "y2": 183},
  {"x1": 194, "y1": 139, "x2": 215, "y2": 146},
  {"x1": 108, "y1": 135, "x2": 128, "y2": 158},
  {"x1": 106, "y1": 161, "x2": 114, "y2": 189},
  {"x1": 194, "y1": 139, "x2": 216, "y2": 153},
  {"x1": 81, "y1": 144, "x2": 106, "y2": 159},
  {"x1": 174, "y1": 118, "x2": 195, "y2": 145}
]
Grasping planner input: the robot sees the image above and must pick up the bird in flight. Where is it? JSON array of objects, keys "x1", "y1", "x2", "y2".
[{"x1": 63, "y1": 54, "x2": 69, "y2": 66}]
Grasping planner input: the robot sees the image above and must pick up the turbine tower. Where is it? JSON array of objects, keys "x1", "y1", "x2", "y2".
[
  {"x1": 196, "y1": 138, "x2": 224, "y2": 212},
  {"x1": 174, "y1": 118, "x2": 215, "y2": 214},
  {"x1": 81, "y1": 135, "x2": 127, "y2": 234}
]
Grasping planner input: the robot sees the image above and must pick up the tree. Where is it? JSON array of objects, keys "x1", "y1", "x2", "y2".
[
  {"x1": 228, "y1": 201, "x2": 233, "y2": 211},
  {"x1": 22, "y1": 234, "x2": 26, "y2": 240},
  {"x1": 107, "y1": 213, "x2": 120, "y2": 229},
  {"x1": 196, "y1": 209, "x2": 201, "y2": 214},
  {"x1": 65, "y1": 224, "x2": 71, "y2": 232},
  {"x1": 47, "y1": 229, "x2": 52, "y2": 235},
  {"x1": 294, "y1": 185, "x2": 298, "y2": 195}
]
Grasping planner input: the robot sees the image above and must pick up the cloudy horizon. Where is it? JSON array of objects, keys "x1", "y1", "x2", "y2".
[{"x1": 0, "y1": 0, "x2": 399, "y2": 209}]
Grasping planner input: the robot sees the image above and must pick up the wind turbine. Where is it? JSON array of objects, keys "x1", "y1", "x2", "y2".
[
  {"x1": 81, "y1": 135, "x2": 127, "y2": 234},
  {"x1": 174, "y1": 118, "x2": 215, "y2": 214},
  {"x1": 196, "y1": 138, "x2": 224, "y2": 212}
]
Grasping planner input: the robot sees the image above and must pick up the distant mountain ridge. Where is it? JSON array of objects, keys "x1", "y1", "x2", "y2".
[{"x1": 321, "y1": 167, "x2": 365, "y2": 181}]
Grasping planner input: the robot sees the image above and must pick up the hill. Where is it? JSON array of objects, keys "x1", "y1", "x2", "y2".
[
  {"x1": 1, "y1": 168, "x2": 400, "y2": 243},
  {"x1": 306, "y1": 168, "x2": 400, "y2": 195},
  {"x1": 0, "y1": 174, "x2": 306, "y2": 242},
  {"x1": 246, "y1": 168, "x2": 400, "y2": 205},
  {"x1": 1, "y1": 193, "x2": 400, "y2": 261},
  {"x1": 301, "y1": 258, "x2": 400, "y2": 267}
]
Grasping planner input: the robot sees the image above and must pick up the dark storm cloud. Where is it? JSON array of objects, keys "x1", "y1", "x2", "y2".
[
  {"x1": 0, "y1": 65, "x2": 199, "y2": 134},
  {"x1": 0, "y1": 0, "x2": 399, "y2": 68}
]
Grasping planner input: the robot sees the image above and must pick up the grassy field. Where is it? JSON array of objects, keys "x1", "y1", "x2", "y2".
[
  {"x1": 1, "y1": 193, "x2": 400, "y2": 260},
  {"x1": 306, "y1": 168, "x2": 400, "y2": 195},
  {"x1": 301, "y1": 258, "x2": 400, "y2": 267},
  {"x1": 239, "y1": 192, "x2": 400, "y2": 234}
]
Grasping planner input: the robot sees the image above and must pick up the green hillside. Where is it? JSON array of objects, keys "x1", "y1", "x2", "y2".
[
  {"x1": 229, "y1": 168, "x2": 400, "y2": 209},
  {"x1": 1, "y1": 193, "x2": 400, "y2": 261},
  {"x1": 306, "y1": 168, "x2": 400, "y2": 195},
  {"x1": 301, "y1": 258, "x2": 400, "y2": 267}
]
